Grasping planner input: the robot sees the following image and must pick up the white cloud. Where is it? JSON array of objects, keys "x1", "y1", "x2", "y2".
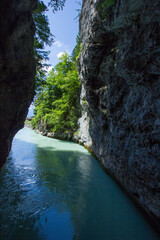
[
  {"x1": 54, "y1": 41, "x2": 63, "y2": 47},
  {"x1": 42, "y1": 62, "x2": 53, "y2": 74},
  {"x1": 57, "y1": 50, "x2": 71, "y2": 59},
  {"x1": 57, "y1": 52, "x2": 65, "y2": 58},
  {"x1": 29, "y1": 104, "x2": 34, "y2": 109},
  {"x1": 46, "y1": 66, "x2": 53, "y2": 74}
]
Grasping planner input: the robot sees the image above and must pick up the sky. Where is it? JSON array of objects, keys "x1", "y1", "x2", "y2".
[
  {"x1": 28, "y1": 0, "x2": 82, "y2": 117},
  {"x1": 43, "y1": 0, "x2": 82, "y2": 71}
]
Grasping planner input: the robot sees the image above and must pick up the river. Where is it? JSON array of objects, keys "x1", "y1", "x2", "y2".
[{"x1": 0, "y1": 127, "x2": 159, "y2": 240}]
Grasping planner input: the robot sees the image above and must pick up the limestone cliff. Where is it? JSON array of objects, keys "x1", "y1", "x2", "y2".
[
  {"x1": 0, "y1": 0, "x2": 37, "y2": 168},
  {"x1": 78, "y1": 0, "x2": 160, "y2": 229}
]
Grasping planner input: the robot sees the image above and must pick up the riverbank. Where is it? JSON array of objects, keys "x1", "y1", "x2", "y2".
[{"x1": 25, "y1": 120, "x2": 79, "y2": 142}]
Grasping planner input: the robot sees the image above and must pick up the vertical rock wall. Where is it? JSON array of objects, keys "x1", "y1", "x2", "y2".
[
  {"x1": 78, "y1": 0, "x2": 160, "y2": 228},
  {"x1": 0, "y1": 0, "x2": 37, "y2": 168}
]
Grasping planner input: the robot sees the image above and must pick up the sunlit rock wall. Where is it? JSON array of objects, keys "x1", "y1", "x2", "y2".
[
  {"x1": 0, "y1": 0, "x2": 37, "y2": 168},
  {"x1": 78, "y1": 0, "x2": 160, "y2": 228}
]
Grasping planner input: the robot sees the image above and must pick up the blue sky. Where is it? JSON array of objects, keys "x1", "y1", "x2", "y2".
[{"x1": 43, "y1": 0, "x2": 82, "y2": 70}]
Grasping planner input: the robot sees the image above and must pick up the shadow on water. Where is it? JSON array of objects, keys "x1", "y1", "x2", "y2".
[{"x1": 0, "y1": 128, "x2": 159, "y2": 240}]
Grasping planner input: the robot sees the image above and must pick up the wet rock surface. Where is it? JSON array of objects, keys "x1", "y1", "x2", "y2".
[
  {"x1": 0, "y1": 0, "x2": 37, "y2": 168},
  {"x1": 78, "y1": 0, "x2": 160, "y2": 228}
]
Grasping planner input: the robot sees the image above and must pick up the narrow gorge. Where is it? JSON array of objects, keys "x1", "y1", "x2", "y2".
[{"x1": 0, "y1": 0, "x2": 160, "y2": 233}]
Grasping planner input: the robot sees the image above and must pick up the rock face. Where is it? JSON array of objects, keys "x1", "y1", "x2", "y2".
[
  {"x1": 78, "y1": 0, "x2": 160, "y2": 229},
  {"x1": 0, "y1": 0, "x2": 37, "y2": 168}
]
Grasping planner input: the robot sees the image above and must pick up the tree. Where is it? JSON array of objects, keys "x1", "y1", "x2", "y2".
[
  {"x1": 31, "y1": 2, "x2": 82, "y2": 139},
  {"x1": 31, "y1": 36, "x2": 81, "y2": 138},
  {"x1": 33, "y1": 0, "x2": 66, "y2": 91},
  {"x1": 48, "y1": 0, "x2": 66, "y2": 12}
]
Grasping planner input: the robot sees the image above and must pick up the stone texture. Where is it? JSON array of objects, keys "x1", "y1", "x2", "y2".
[
  {"x1": 78, "y1": 0, "x2": 160, "y2": 228},
  {"x1": 74, "y1": 84, "x2": 92, "y2": 146},
  {"x1": 0, "y1": 0, "x2": 37, "y2": 168}
]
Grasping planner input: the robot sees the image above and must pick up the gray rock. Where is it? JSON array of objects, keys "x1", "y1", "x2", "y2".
[
  {"x1": 74, "y1": 84, "x2": 92, "y2": 146},
  {"x1": 47, "y1": 132, "x2": 55, "y2": 138},
  {"x1": 78, "y1": 0, "x2": 160, "y2": 229},
  {"x1": 0, "y1": 0, "x2": 37, "y2": 168}
]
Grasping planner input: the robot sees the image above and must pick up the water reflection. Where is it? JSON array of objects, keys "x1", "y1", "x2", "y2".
[{"x1": 0, "y1": 128, "x2": 159, "y2": 240}]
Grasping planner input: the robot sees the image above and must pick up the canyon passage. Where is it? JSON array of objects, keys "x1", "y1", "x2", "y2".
[
  {"x1": 0, "y1": 127, "x2": 159, "y2": 240},
  {"x1": 0, "y1": 0, "x2": 160, "y2": 236}
]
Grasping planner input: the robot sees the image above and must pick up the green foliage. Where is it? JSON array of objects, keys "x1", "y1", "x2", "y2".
[
  {"x1": 48, "y1": 0, "x2": 66, "y2": 12},
  {"x1": 32, "y1": 2, "x2": 81, "y2": 138},
  {"x1": 71, "y1": 34, "x2": 87, "y2": 62},
  {"x1": 71, "y1": 33, "x2": 81, "y2": 61},
  {"x1": 31, "y1": 37, "x2": 81, "y2": 136},
  {"x1": 34, "y1": 1, "x2": 53, "y2": 67},
  {"x1": 33, "y1": 1, "x2": 53, "y2": 91},
  {"x1": 81, "y1": 99, "x2": 88, "y2": 105},
  {"x1": 74, "y1": 130, "x2": 80, "y2": 136},
  {"x1": 33, "y1": 0, "x2": 66, "y2": 91}
]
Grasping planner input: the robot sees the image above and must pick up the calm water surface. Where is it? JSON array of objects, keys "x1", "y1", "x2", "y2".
[{"x1": 0, "y1": 127, "x2": 159, "y2": 240}]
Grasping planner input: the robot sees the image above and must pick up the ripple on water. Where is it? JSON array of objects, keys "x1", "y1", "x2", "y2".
[{"x1": 0, "y1": 127, "x2": 159, "y2": 240}]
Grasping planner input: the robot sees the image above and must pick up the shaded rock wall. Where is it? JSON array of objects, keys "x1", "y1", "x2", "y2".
[
  {"x1": 78, "y1": 0, "x2": 160, "y2": 228},
  {"x1": 0, "y1": 0, "x2": 37, "y2": 168}
]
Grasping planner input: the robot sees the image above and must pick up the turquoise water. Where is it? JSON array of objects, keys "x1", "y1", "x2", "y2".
[{"x1": 0, "y1": 127, "x2": 159, "y2": 240}]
